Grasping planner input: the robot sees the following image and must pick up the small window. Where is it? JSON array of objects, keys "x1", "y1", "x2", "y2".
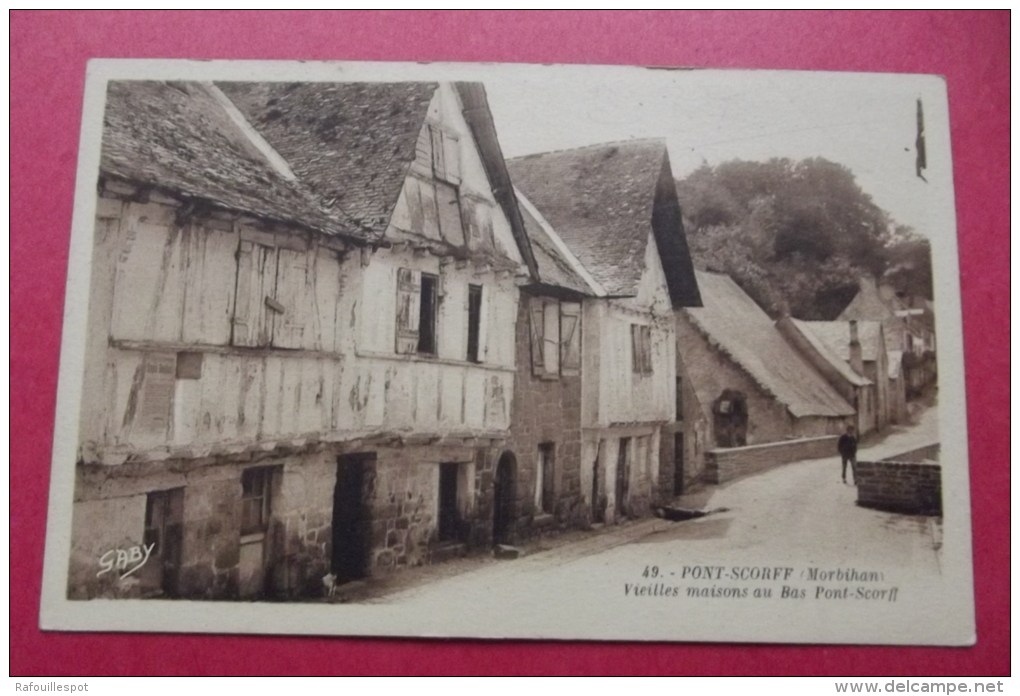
[
  {"x1": 536, "y1": 443, "x2": 556, "y2": 515},
  {"x1": 467, "y1": 284, "x2": 483, "y2": 363},
  {"x1": 631, "y1": 324, "x2": 653, "y2": 374},
  {"x1": 241, "y1": 467, "x2": 276, "y2": 535},
  {"x1": 417, "y1": 273, "x2": 438, "y2": 355}
]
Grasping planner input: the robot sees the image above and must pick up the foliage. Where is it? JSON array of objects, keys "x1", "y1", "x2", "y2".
[{"x1": 676, "y1": 158, "x2": 932, "y2": 319}]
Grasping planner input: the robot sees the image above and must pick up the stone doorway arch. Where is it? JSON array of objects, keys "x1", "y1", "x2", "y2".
[{"x1": 492, "y1": 451, "x2": 517, "y2": 546}]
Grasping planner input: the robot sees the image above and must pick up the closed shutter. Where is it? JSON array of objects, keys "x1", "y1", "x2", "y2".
[
  {"x1": 560, "y1": 302, "x2": 581, "y2": 374},
  {"x1": 395, "y1": 267, "x2": 421, "y2": 354},
  {"x1": 436, "y1": 182, "x2": 466, "y2": 246},
  {"x1": 271, "y1": 248, "x2": 309, "y2": 349},
  {"x1": 529, "y1": 296, "x2": 544, "y2": 376},
  {"x1": 441, "y1": 130, "x2": 460, "y2": 184},
  {"x1": 232, "y1": 240, "x2": 276, "y2": 347},
  {"x1": 430, "y1": 126, "x2": 446, "y2": 181},
  {"x1": 543, "y1": 299, "x2": 560, "y2": 376}
]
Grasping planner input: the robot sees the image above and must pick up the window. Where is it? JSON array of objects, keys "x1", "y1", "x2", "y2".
[
  {"x1": 241, "y1": 467, "x2": 276, "y2": 535},
  {"x1": 418, "y1": 273, "x2": 438, "y2": 355},
  {"x1": 529, "y1": 297, "x2": 582, "y2": 378},
  {"x1": 467, "y1": 284, "x2": 483, "y2": 363},
  {"x1": 141, "y1": 488, "x2": 184, "y2": 597},
  {"x1": 394, "y1": 268, "x2": 438, "y2": 356},
  {"x1": 631, "y1": 324, "x2": 653, "y2": 375},
  {"x1": 232, "y1": 238, "x2": 310, "y2": 349},
  {"x1": 536, "y1": 443, "x2": 556, "y2": 515},
  {"x1": 135, "y1": 353, "x2": 177, "y2": 434}
]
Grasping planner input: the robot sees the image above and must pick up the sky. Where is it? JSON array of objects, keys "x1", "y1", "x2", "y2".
[{"x1": 476, "y1": 66, "x2": 946, "y2": 237}]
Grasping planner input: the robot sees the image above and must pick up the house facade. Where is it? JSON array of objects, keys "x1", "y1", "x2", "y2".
[
  {"x1": 507, "y1": 141, "x2": 702, "y2": 523},
  {"x1": 70, "y1": 80, "x2": 536, "y2": 600},
  {"x1": 776, "y1": 318, "x2": 888, "y2": 435},
  {"x1": 677, "y1": 271, "x2": 856, "y2": 449},
  {"x1": 839, "y1": 276, "x2": 936, "y2": 399}
]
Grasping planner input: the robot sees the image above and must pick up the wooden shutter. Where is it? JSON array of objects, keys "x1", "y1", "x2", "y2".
[
  {"x1": 271, "y1": 248, "x2": 310, "y2": 349},
  {"x1": 435, "y1": 182, "x2": 466, "y2": 246},
  {"x1": 420, "y1": 181, "x2": 440, "y2": 239},
  {"x1": 441, "y1": 130, "x2": 460, "y2": 184},
  {"x1": 395, "y1": 267, "x2": 421, "y2": 354},
  {"x1": 233, "y1": 240, "x2": 277, "y2": 347},
  {"x1": 543, "y1": 299, "x2": 560, "y2": 376},
  {"x1": 430, "y1": 125, "x2": 446, "y2": 180},
  {"x1": 560, "y1": 302, "x2": 581, "y2": 374},
  {"x1": 529, "y1": 296, "x2": 544, "y2": 375}
]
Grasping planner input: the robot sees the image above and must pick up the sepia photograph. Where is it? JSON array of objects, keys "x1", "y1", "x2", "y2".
[{"x1": 40, "y1": 60, "x2": 973, "y2": 644}]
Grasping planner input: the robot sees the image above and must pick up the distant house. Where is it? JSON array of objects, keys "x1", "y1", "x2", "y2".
[
  {"x1": 839, "y1": 276, "x2": 936, "y2": 398},
  {"x1": 777, "y1": 318, "x2": 890, "y2": 435},
  {"x1": 507, "y1": 140, "x2": 702, "y2": 523},
  {"x1": 71, "y1": 80, "x2": 536, "y2": 600},
  {"x1": 677, "y1": 271, "x2": 856, "y2": 448}
]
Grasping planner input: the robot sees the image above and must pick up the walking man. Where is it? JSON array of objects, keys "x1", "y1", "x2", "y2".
[{"x1": 837, "y1": 425, "x2": 858, "y2": 484}]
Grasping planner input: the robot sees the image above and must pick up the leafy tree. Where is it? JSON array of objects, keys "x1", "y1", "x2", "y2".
[{"x1": 676, "y1": 158, "x2": 930, "y2": 319}]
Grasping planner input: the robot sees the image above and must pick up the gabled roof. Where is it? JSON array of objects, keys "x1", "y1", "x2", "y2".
[
  {"x1": 100, "y1": 81, "x2": 360, "y2": 239},
  {"x1": 786, "y1": 319, "x2": 872, "y2": 387},
  {"x1": 840, "y1": 277, "x2": 898, "y2": 323},
  {"x1": 686, "y1": 272, "x2": 855, "y2": 418},
  {"x1": 517, "y1": 200, "x2": 591, "y2": 295},
  {"x1": 217, "y1": 81, "x2": 437, "y2": 238},
  {"x1": 507, "y1": 140, "x2": 698, "y2": 302},
  {"x1": 795, "y1": 320, "x2": 884, "y2": 363}
]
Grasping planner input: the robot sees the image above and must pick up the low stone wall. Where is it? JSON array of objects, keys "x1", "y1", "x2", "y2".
[
  {"x1": 857, "y1": 443, "x2": 941, "y2": 516},
  {"x1": 704, "y1": 435, "x2": 839, "y2": 484}
]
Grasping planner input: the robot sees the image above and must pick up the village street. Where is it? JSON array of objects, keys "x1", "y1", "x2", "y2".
[{"x1": 353, "y1": 406, "x2": 941, "y2": 613}]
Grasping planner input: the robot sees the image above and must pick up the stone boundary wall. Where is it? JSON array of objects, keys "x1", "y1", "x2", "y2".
[
  {"x1": 704, "y1": 435, "x2": 839, "y2": 484},
  {"x1": 858, "y1": 443, "x2": 941, "y2": 516}
]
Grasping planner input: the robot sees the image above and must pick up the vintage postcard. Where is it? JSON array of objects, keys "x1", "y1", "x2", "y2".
[{"x1": 40, "y1": 60, "x2": 974, "y2": 644}]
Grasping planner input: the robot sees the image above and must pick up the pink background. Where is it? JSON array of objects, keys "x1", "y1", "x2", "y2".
[{"x1": 11, "y1": 11, "x2": 1009, "y2": 676}]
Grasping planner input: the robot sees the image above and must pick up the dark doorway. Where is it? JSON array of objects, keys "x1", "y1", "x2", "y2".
[
  {"x1": 141, "y1": 487, "x2": 184, "y2": 597},
  {"x1": 332, "y1": 453, "x2": 374, "y2": 582},
  {"x1": 492, "y1": 451, "x2": 516, "y2": 545},
  {"x1": 615, "y1": 437, "x2": 631, "y2": 519},
  {"x1": 438, "y1": 462, "x2": 460, "y2": 543},
  {"x1": 713, "y1": 390, "x2": 749, "y2": 447},
  {"x1": 673, "y1": 433, "x2": 685, "y2": 496}
]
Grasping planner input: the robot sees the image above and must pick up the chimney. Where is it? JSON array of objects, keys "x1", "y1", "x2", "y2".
[{"x1": 848, "y1": 320, "x2": 864, "y2": 375}]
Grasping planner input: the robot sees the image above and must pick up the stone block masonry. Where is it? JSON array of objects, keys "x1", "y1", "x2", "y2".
[
  {"x1": 857, "y1": 443, "x2": 941, "y2": 516},
  {"x1": 704, "y1": 435, "x2": 839, "y2": 484}
]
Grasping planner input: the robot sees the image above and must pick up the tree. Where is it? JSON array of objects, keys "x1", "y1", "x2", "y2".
[{"x1": 676, "y1": 158, "x2": 927, "y2": 319}]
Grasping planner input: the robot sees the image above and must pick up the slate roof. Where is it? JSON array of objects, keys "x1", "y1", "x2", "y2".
[
  {"x1": 517, "y1": 199, "x2": 591, "y2": 295},
  {"x1": 218, "y1": 81, "x2": 437, "y2": 237},
  {"x1": 507, "y1": 140, "x2": 670, "y2": 297},
  {"x1": 796, "y1": 320, "x2": 884, "y2": 363},
  {"x1": 686, "y1": 272, "x2": 855, "y2": 418},
  {"x1": 787, "y1": 320, "x2": 872, "y2": 387},
  {"x1": 100, "y1": 81, "x2": 359, "y2": 239}
]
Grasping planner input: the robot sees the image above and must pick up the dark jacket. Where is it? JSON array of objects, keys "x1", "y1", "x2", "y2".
[{"x1": 837, "y1": 433, "x2": 858, "y2": 457}]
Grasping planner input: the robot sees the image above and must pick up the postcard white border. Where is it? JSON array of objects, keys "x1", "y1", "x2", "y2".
[{"x1": 40, "y1": 59, "x2": 974, "y2": 645}]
